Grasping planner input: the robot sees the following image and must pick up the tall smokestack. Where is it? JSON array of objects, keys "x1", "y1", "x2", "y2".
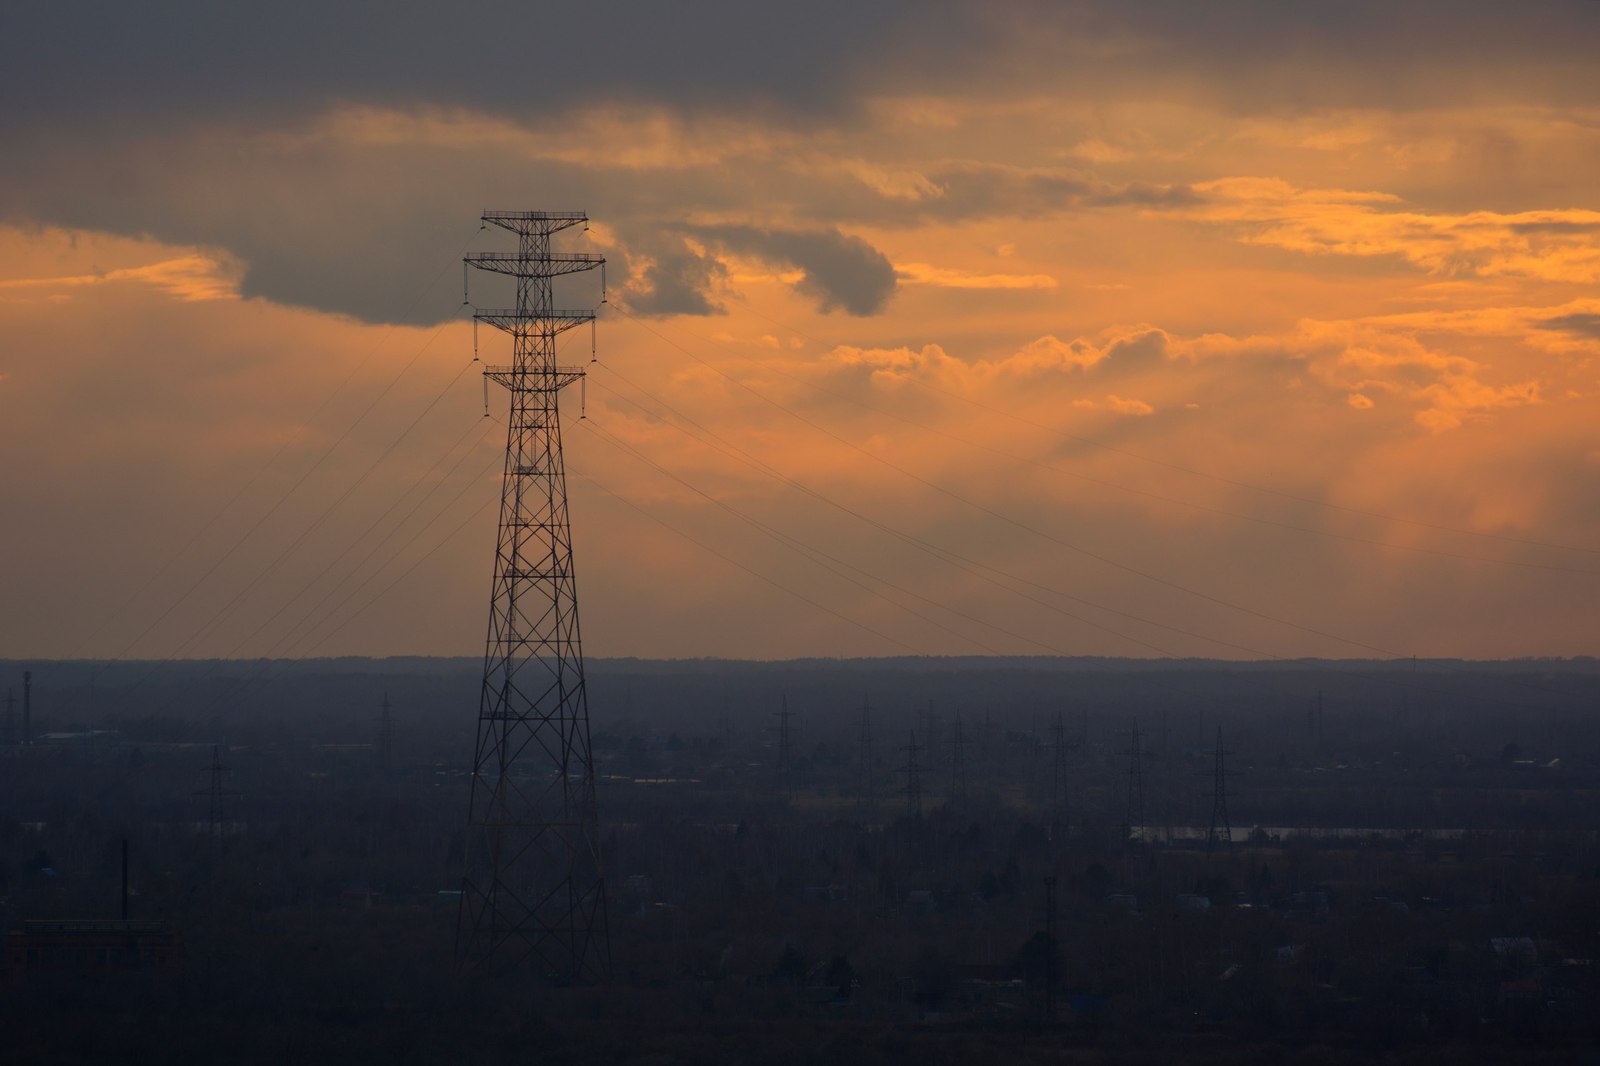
[{"x1": 22, "y1": 670, "x2": 31, "y2": 746}]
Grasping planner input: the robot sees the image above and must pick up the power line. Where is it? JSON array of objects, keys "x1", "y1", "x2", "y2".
[
  {"x1": 607, "y1": 305, "x2": 1407, "y2": 659},
  {"x1": 161, "y1": 351, "x2": 477, "y2": 663},
  {"x1": 98, "y1": 303, "x2": 466, "y2": 670},
  {"x1": 572, "y1": 468, "x2": 920, "y2": 656},
  {"x1": 586, "y1": 370, "x2": 1272, "y2": 659},
  {"x1": 138, "y1": 419, "x2": 501, "y2": 718},
  {"x1": 68, "y1": 225, "x2": 487, "y2": 661},
  {"x1": 722, "y1": 293, "x2": 1600, "y2": 561},
  {"x1": 584, "y1": 418, "x2": 1016, "y2": 656},
  {"x1": 211, "y1": 363, "x2": 487, "y2": 660},
  {"x1": 258, "y1": 419, "x2": 499, "y2": 658},
  {"x1": 587, "y1": 326, "x2": 1591, "y2": 711}
]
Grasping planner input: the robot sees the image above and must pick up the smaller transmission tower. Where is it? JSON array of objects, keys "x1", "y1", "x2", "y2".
[
  {"x1": 1206, "y1": 727, "x2": 1233, "y2": 852},
  {"x1": 1124, "y1": 719, "x2": 1145, "y2": 843},
  {"x1": 900, "y1": 729, "x2": 926, "y2": 819},
  {"x1": 3, "y1": 689, "x2": 13, "y2": 747},
  {"x1": 194, "y1": 746, "x2": 239, "y2": 858}
]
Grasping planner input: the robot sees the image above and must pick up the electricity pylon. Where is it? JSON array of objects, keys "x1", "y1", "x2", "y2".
[
  {"x1": 457, "y1": 210, "x2": 610, "y2": 983},
  {"x1": 900, "y1": 729, "x2": 926, "y2": 818},
  {"x1": 194, "y1": 745, "x2": 239, "y2": 860}
]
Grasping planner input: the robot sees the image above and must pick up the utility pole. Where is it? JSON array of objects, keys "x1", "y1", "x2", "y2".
[
  {"x1": 194, "y1": 746, "x2": 239, "y2": 859},
  {"x1": 457, "y1": 210, "x2": 610, "y2": 983},
  {"x1": 900, "y1": 729, "x2": 925, "y2": 819}
]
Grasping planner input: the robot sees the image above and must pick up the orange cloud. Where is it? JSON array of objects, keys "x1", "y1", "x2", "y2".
[
  {"x1": 894, "y1": 262, "x2": 1058, "y2": 289},
  {"x1": 1183, "y1": 178, "x2": 1600, "y2": 283}
]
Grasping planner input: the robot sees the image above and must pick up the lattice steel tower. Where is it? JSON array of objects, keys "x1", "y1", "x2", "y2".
[{"x1": 457, "y1": 210, "x2": 610, "y2": 982}]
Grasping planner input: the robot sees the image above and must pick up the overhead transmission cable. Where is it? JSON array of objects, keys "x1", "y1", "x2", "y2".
[
  {"x1": 607, "y1": 304, "x2": 1404, "y2": 660},
  {"x1": 724, "y1": 293, "x2": 1600, "y2": 561},
  {"x1": 160, "y1": 348, "x2": 477, "y2": 664},
  {"x1": 584, "y1": 418, "x2": 1096, "y2": 657},
  {"x1": 216, "y1": 403, "x2": 496, "y2": 661},
  {"x1": 571, "y1": 466, "x2": 921, "y2": 657},
  {"x1": 574, "y1": 422, "x2": 1311, "y2": 718},
  {"x1": 102, "y1": 301, "x2": 467, "y2": 673},
  {"x1": 589, "y1": 350, "x2": 1585, "y2": 710},
  {"x1": 73, "y1": 222, "x2": 486, "y2": 656},
  {"x1": 586, "y1": 374, "x2": 1266, "y2": 659},
  {"x1": 655, "y1": 318, "x2": 1592, "y2": 578},
  {"x1": 150, "y1": 419, "x2": 502, "y2": 717}
]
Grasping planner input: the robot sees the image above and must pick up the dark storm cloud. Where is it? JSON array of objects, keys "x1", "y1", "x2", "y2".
[
  {"x1": 1537, "y1": 313, "x2": 1600, "y2": 340},
  {"x1": 4, "y1": 1, "x2": 1595, "y2": 138},
  {"x1": 3, "y1": 1, "x2": 1595, "y2": 327},
  {"x1": 1099, "y1": 328, "x2": 1170, "y2": 371},
  {"x1": 0, "y1": 1, "x2": 950, "y2": 132},
  {"x1": 625, "y1": 238, "x2": 728, "y2": 318},
  {"x1": 1510, "y1": 222, "x2": 1600, "y2": 236},
  {"x1": 899, "y1": 166, "x2": 1201, "y2": 225},
  {"x1": 694, "y1": 225, "x2": 898, "y2": 316}
]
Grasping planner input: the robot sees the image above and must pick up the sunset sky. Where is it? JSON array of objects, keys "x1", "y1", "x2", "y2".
[{"x1": 2, "y1": 2, "x2": 1597, "y2": 662}]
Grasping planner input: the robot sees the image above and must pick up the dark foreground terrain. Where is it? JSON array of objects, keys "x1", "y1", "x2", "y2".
[{"x1": 1, "y1": 655, "x2": 1598, "y2": 1064}]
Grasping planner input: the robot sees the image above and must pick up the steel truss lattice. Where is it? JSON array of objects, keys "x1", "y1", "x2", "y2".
[{"x1": 456, "y1": 210, "x2": 610, "y2": 983}]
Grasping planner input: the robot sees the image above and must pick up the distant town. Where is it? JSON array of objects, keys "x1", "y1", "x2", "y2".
[{"x1": 3, "y1": 656, "x2": 1597, "y2": 1062}]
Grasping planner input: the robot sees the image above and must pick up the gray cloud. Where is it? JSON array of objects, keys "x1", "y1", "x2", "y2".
[
  {"x1": 1099, "y1": 329, "x2": 1171, "y2": 371},
  {"x1": 624, "y1": 238, "x2": 728, "y2": 318},
  {"x1": 694, "y1": 225, "x2": 898, "y2": 316},
  {"x1": 2, "y1": 0, "x2": 1593, "y2": 329},
  {"x1": 904, "y1": 166, "x2": 1201, "y2": 225},
  {"x1": 4, "y1": 1, "x2": 1595, "y2": 145},
  {"x1": 1537, "y1": 313, "x2": 1600, "y2": 340},
  {"x1": 0, "y1": 1, "x2": 959, "y2": 135},
  {"x1": 1511, "y1": 221, "x2": 1600, "y2": 236}
]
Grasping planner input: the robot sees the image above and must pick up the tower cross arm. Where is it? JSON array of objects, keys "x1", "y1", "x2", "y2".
[
  {"x1": 483, "y1": 364, "x2": 587, "y2": 392},
  {"x1": 465, "y1": 252, "x2": 605, "y2": 278},
  {"x1": 473, "y1": 308, "x2": 596, "y2": 334},
  {"x1": 486, "y1": 209, "x2": 595, "y2": 224}
]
